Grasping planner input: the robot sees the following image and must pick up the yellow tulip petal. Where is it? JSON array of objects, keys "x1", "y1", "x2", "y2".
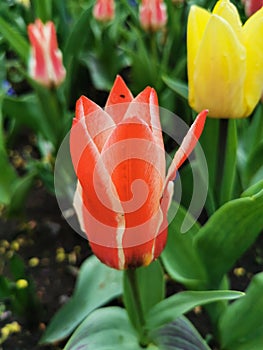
[
  {"x1": 187, "y1": 5, "x2": 211, "y2": 108},
  {"x1": 192, "y1": 14, "x2": 246, "y2": 118},
  {"x1": 213, "y1": 0, "x2": 242, "y2": 39},
  {"x1": 243, "y1": 7, "x2": 263, "y2": 117}
]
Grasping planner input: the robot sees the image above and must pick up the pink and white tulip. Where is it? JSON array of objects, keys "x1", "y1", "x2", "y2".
[
  {"x1": 27, "y1": 19, "x2": 66, "y2": 88},
  {"x1": 93, "y1": 0, "x2": 115, "y2": 22},
  {"x1": 139, "y1": 0, "x2": 167, "y2": 31}
]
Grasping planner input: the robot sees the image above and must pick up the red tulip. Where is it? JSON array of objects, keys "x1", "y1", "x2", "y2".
[
  {"x1": 139, "y1": 0, "x2": 167, "y2": 31},
  {"x1": 27, "y1": 19, "x2": 66, "y2": 87},
  {"x1": 70, "y1": 76, "x2": 207, "y2": 269},
  {"x1": 93, "y1": 0, "x2": 115, "y2": 22},
  {"x1": 242, "y1": 0, "x2": 263, "y2": 16}
]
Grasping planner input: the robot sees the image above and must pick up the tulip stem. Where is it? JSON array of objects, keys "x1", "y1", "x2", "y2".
[{"x1": 125, "y1": 268, "x2": 149, "y2": 347}]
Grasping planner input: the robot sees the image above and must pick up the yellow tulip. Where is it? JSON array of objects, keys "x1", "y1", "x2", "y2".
[{"x1": 187, "y1": 0, "x2": 263, "y2": 118}]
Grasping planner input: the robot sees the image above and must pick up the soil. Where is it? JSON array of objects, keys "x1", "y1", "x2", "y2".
[{"x1": 0, "y1": 184, "x2": 262, "y2": 350}]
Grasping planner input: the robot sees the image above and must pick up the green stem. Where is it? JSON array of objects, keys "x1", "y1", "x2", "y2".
[{"x1": 126, "y1": 269, "x2": 149, "y2": 347}]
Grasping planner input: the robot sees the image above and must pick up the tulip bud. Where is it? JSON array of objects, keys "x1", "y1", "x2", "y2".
[
  {"x1": 187, "y1": 0, "x2": 263, "y2": 118},
  {"x1": 70, "y1": 75, "x2": 207, "y2": 269},
  {"x1": 93, "y1": 0, "x2": 115, "y2": 22},
  {"x1": 242, "y1": 0, "x2": 263, "y2": 17},
  {"x1": 139, "y1": 0, "x2": 167, "y2": 31},
  {"x1": 27, "y1": 19, "x2": 66, "y2": 88}
]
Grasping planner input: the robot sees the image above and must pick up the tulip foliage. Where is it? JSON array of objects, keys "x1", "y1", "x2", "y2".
[{"x1": 0, "y1": 0, "x2": 262, "y2": 350}]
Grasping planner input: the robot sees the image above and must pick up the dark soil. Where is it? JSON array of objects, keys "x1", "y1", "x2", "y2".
[{"x1": 0, "y1": 185, "x2": 262, "y2": 350}]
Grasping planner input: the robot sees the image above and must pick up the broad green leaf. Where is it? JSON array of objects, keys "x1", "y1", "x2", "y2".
[
  {"x1": 162, "y1": 76, "x2": 188, "y2": 100},
  {"x1": 161, "y1": 202, "x2": 206, "y2": 289},
  {"x1": 64, "y1": 307, "x2": 142, "y2": 350},
  {"x1": 40, "y1": 255, "x2": 122, "y2": 344},
  {"x1": 145, "y1": 290, "x2": 243, "y2": 331},
  {"x1": 194, "y1": 190, "x2": 263, "y2": 288},
  {"x1": 0, "y1": 16, "x2": 29, "y2": 62},
  {"x1": 151, "y1": 316, "x2": 211, "y2": 350},
  {"x1": 219, "y1": 273, "x2": 263, "y2": 350},
  {"x1": 222, "y1": 326, "x2": 263, "y2": 350},
  {"x1": 123, "y1": 261, "x2": 165, "y2": 333},
  {"x1": 219, "y1": 119, "x2": 237, "y2": 205}
]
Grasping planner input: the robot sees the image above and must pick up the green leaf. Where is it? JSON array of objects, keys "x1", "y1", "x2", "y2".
[
  {"x1": 33, "y1": 0, "x2": 52, "y2": 21},
  {"x1": 244, "y1": 140, "x2": 263, "y2": 186},
  {"x1": 40, "y1": 255, "x2": 122, "y2": 344},
  {"x1": 3, "y1": 94, "x2": 53, "y2": 141},
  {"x1": 7, "y1": 172, "x2": 36, "y2": 217},
  {"x1": 151, "y1": 316, "x2": 211, "y2": 350},
  {"x1": 0, "y1": 149, "x2": 17, "y2": 205},
  {"x1": 63, "y1": 5, "x2": 93, "y2": 67},
  {"x1": 9, "y1": 254, "x2": 26, "y2": 280},
  {"x1": 194, "y1": 190, "x2": 263, "y2": 287},
  {"x1": 241, "y1": 179, "x2": 263, "y2": 198},
  {"x1": 198, "y1": 118, "x2": 220, "y2": 214},
  {"x1": 64, "y1": 307, "x2": 143, "y2": 350},
  {"x1": 162, "y1": 76, "x2": 188, "y2": 100},
  {"x1": 219, "y1": 119, "x2": 237, "y2": 205},
  {"x1": 123, "y1": 261, "x2": 165, "y2": 333},
  {"x1": 219, "y1": 273, "x2": 263, "y2": 350},
  {"x1": 0, "y1": 276, "x2": 12, "y2": 299},
  {"x1": 145, "y1": 290, "x2": 243, "y2": 331},
  {"x1": 0, "y1": 16, "x2": 29, "y2": 62},
  {"x1": 161, "y1": 201, "x2": 206, "y2": 289}
]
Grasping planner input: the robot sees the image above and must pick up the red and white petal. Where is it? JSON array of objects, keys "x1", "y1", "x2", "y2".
[
  {"x1": 28, "y1": 21, "x2": 49, "y2": 86},
  {"x1": 70, "y1": 114, "x2": 124, "y2": 228},
  {"x1": 165, "y1": 109, "x2": 208, "y2": 187},
  {"x1": 105, "y1": 75, "x2": 133, "y2": 124},
  {"x1": 123, "y1": 87, "x2": 164, "y2": 149},
  {"x1": 101, "y1": 116, "x2": 165, "y2": 228},
  {"x1": 47, "y1": 22, "x2": 66, "y2": 85},
  {"x1": 74, "y1": 96, "x2": 115, "y2": 153},
  {"x1": 73, "y1": 181, "x2": 126, "y2": 269}
]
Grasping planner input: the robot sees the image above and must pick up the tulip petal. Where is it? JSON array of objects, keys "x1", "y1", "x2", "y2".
[
  {"x1": 70, "y1": 116, "x2": 123, "y2": 226},
  {"x1": 187, "y1": 6, "x2": 211, "y2": 108},
  {"x1": 165, "y1": 110, "x2": 207, "y2": 187},
  {"x1": 192, "y1": 14, "x2": 246, "y2": 118},
  {"x1": 73, "y1": 181, "x2": 126, "y2": 269},
  {"x1": 243, "y1": 7, "x2": 263, "y2": 116},
  {"x1": 74, "y1": 95, "x2": 115, "y2": 153},
  {"x1": 105, "y1": 75, "x2": 133, "y2": 123},
  {"x1": 213, "y1": 0, "x2": 242, "y2": 39},
  {"x1": 101, "y1": 116, "x2": 165, "y2": 228},
  {"x1": 124, "y1": 87, "x2": 164, "y2": 149}
]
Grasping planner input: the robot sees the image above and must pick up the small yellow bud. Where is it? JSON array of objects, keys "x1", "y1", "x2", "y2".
[
  {"x1": 28, "y1": 257, "x2": 40, "y2": 267},
  {"x1": 56, "y1": 252, "x2": 66, "y2": 263},
  {"x1": 68, "y1": 252, "x2": 77, "y2": 265},
  {"x1": 11, "y1": 241, "x2": 20, "y2": 251},
  {"x1": 0, "y1": 240, "x2": 9, "y2": 248},
  {"x1": 234, "y1": 267, "x2": 246, "y2": 277},
  {"x1": 16, "y1": 279, "x2": 28, "y2": 289}
]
